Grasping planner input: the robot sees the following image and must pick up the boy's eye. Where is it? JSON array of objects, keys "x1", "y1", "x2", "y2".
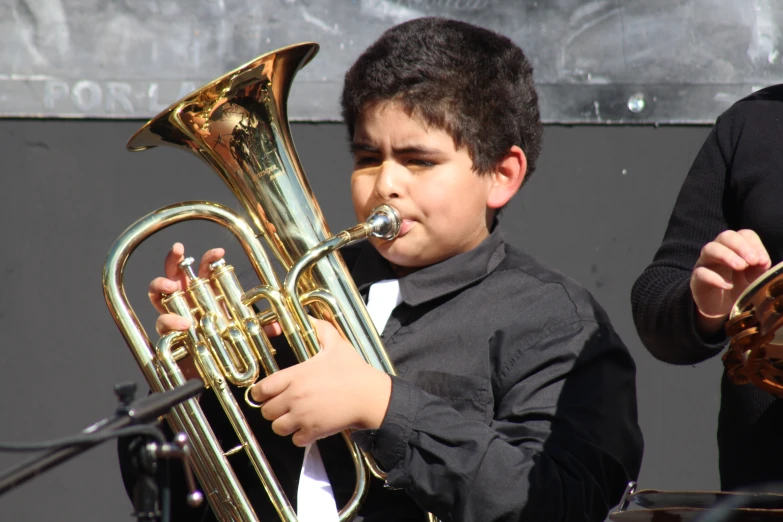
[
  {"x1": 408, "y1": 159, "x2": 436, "y2": 168},
  {"x1": 353, "y1": 156, "x2": 380, "y2": 167}
]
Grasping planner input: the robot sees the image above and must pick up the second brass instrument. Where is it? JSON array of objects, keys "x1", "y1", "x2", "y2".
[
  {"x1": 724, "y1": 260, "x2": 783, "y2": 396},
  {"x1": 103, "y1": 42, "x2": 399, "y2": 521}
]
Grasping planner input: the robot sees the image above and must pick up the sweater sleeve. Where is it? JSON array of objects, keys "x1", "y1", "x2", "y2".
[
  {"x1": 631, "y1": 113, "x2": 735, "y2": 364},
  {"x1": 630, "y1": 96, "x2": 783, "y2": 364}
]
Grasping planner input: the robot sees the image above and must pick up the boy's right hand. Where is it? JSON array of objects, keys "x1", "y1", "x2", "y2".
[
  {"x1": 148, "y1": 242, "x2": 283, "y2": 338},
  {"x1": 148, "y1": 242, "x2": 226, "y2": 335},
  {"x1": 691, "y1": 229, "x2": 771, "y2": 336}
]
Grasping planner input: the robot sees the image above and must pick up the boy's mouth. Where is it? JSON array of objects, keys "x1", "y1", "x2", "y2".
[{"x1": 398, "y1": 219, "x2": 415, "y2": 237}]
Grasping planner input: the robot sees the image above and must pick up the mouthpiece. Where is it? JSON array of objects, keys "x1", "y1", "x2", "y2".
[{"x1": 367, "y1": 205, "x2": 401, "y2": 240}]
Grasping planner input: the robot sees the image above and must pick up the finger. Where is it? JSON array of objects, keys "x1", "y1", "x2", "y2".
[
  {"x1": 198, "y1": 248, "x2": 226, "y2": 278},
  {"x1": 292, "y1": 429, "x2": 315, "y2": 448},
  {"x1": 263, "y1": 321, "x2": 283, "y2": 337},
  {"x1": 155, "y1": 314, "x2": 192, "y2": 336},
  {"x1": 250, "y1": 371, "x2": 291, "y2": 404},
  {"x1": 692, "y1": 265, "x2": 733, "y2": 291},
  {"x1": 270, "y1": 413, "x2": 298, "y2": 438},
  {"x1": 310, "y1": 316, "x2": 347, "y2": 347},
  {"x1": 698, "y1": 241, "x2": 749, "y2": 272},
  {"x1": 736, "y1": 229, "x2": 771, "y2": 268},
  {"x1": 164, "y1": 243, "x2": 186, "y2": 281},
  {"x1": 712, "y1": 231, "x2": 760, "y2": 266},
  {"x1": 310, "y1": 317, "x2": 334, "y2": 344},
  {"x1": 260, "y1": 394, "x2": 290, "y2": 422},
  {"x1": 743, "y1": 263, "x2": 770, "y2": 288},
  {"x1": 148, "y1": 277, "x2": 180, "y2": 314}
]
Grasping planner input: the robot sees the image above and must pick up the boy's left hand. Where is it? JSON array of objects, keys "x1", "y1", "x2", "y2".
[{"x1": 249, "y1": 318, "x2": 392, "y2": 447}]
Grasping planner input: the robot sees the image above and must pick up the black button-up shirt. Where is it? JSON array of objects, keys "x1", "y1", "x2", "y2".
[
  {"x1": 120, "y1": 225, "x2": 643, "y2": 522},
  {"x1": 321, "y1": 225, "x2": 643, "y2": 522}
]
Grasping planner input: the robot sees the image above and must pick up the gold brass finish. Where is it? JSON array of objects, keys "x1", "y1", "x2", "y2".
[
  {"x1": 724, "y1": 260, "x2": 783, "y2": 396},
  {"x1": 103, "y1": 43, "x2": 401, "y2": 521}
]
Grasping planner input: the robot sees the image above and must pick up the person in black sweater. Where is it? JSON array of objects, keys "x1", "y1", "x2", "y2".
[{"x1": 631, "y1": 85, "x2": 783, "y2": 490}]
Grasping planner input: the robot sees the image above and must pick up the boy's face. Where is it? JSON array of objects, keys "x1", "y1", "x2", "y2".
[{"x1": 350, "y1": 102, "x2": 495, "y2": 269}]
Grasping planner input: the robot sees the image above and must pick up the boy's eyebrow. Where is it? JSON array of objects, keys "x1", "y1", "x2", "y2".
[
  {"x1": 350, "y1": 142, "x2": 442, "y2": 155},
  {"x1": 350, "y1": 142, "x2": 378, "y2": 153},
  {"x1": 394, "y1": 145, "x2": 441, "y2": 155}
]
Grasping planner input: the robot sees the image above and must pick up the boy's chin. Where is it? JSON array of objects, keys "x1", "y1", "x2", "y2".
[{"x1": 372, "y1": 240, "x2": 424, "y2": 270}]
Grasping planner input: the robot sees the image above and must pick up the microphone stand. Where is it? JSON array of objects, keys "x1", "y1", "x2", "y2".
[{"x1": 0, "y1": 379, "x2": 205, "y2": 521}]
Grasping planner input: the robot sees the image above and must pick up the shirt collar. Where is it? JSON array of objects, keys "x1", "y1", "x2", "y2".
[{"x1": 351, "y1": 225, "x2": 507, "y2": 307}]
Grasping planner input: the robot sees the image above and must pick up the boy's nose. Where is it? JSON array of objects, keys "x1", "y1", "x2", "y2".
[{"x1": 374, "y1": 161, "x2": 404, "y2": 199}]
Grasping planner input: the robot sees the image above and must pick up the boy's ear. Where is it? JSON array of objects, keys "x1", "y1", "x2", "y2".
[{"x1": 487, "y1": 145, "x2": 527, "y2": 209}]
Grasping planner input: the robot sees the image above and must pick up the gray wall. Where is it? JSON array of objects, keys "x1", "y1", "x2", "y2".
[{"x1": 0, "y1": 119, "x2": 718, "y2": 521}]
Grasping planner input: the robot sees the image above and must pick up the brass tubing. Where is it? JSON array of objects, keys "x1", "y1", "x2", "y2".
[
  {"x1": 211, "y1": 262, "x2": 256, "y2": 322},
  {"x1": 104, "y1": 202, "x2": 284, "y2": 522},
  {"x1": 196, "y1": 342, "x2": 298, "y2": 520},
  {"x1": 156, "y1": 332, "x2": 255, "y2": 521},
  {"x1": 243, "y1": 317, "x2": 281, "y2": 376},
  {"x1": 241, "y1": 286, "x2": 310, "y2": 364},
  {"x1": 200, "y1": 315, "x2": 259, "y2": 386}
]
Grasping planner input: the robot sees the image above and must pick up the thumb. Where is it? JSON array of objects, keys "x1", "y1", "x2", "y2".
[
  {"x1": 691, "y1": 267, "x2": 734, "y2": 317},
  {"x1": 309, "y1": 317, "x2": 346, "y2": 350}
]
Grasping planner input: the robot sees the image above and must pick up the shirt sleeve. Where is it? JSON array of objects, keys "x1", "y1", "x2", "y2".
[{"x1": 353, "y1": 318, "x2": 643, "y2": 522}]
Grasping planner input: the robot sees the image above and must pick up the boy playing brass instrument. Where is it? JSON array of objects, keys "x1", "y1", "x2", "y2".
[{"x1": 132, "y1": 17, "x2": 643, "y2": 522}]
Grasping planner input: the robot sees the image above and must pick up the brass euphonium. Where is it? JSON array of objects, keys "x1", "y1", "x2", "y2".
[{"x1": 102, "y1": 43, "x2": 400, "y2": 521}]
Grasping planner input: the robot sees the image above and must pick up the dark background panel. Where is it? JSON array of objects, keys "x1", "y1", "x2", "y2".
[{"x1": 0, "y1": 120, "x2": 719, "y2": 521}]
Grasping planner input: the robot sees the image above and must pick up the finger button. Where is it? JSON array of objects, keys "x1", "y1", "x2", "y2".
[{"x1": 179, "y1": 257, "x2": 198, "y2": 281}]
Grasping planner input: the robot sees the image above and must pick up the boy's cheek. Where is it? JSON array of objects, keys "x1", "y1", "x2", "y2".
[
  {"x1": 349, "y1": 186, "x2": 373, "y2": 219},
  {"x1": 367, "y1": 236, "x2": 389, "y2": 255}
]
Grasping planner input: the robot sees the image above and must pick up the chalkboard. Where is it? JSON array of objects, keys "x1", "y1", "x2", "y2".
[{"x1": 2, "y1": 0, "x2": 783, "y2": 123}]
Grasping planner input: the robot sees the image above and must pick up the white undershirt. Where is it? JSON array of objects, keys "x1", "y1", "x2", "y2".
[{"x1": 296, "y1": 279, "x2": 402, "y2": 521}]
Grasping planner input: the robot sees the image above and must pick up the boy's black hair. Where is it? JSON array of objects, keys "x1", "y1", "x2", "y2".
[{"x1": 341, "y1": 17, "x2": 543, "y2": 179}]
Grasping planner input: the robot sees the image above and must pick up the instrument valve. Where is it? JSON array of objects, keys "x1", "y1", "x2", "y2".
[
  {"x1": 179, "y1": 257, "x2": 199, "y2": 283},
  {"x1": 209, "y1": 258, "x2": 227, "y2": 271}
]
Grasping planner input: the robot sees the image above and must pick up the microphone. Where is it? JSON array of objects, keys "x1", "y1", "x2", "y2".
[
  {"x1": 0, "y1": 379, "x2": 205, "y2": 496},
  {"x1": 119, "y1": 379, "x2": 205, "y2": 425}
]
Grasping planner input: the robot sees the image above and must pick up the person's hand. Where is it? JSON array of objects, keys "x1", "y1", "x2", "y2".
[
  {"x1": 691, "y1": 229, "x2": 771, "y2": 335},
  {"x1": 147, "y1": 242, "x2": 283, "y2": 337},
  {"x1": 147, "y1": 242, "x2": 226, "y2": 335},
  {"x1": 249, "y1": 318, "x2": 392, "y2": 447}
]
